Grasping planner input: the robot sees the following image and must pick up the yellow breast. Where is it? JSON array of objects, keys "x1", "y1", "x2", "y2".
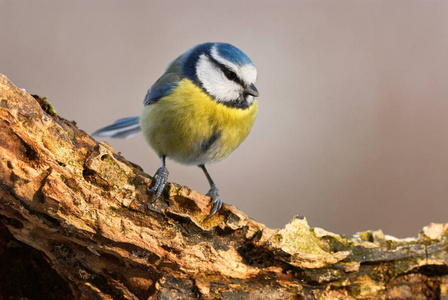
[{"x1": 140, "y1": 79, "x2": 258, "y2": 165}]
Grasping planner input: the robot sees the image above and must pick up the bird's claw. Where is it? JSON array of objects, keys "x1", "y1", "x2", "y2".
[
  {"x1": 148, "y1": 166, "x2": 169, "y2": 200},
  {"x1": 205, "y1": 184, "x2": 223, "y2": 219}
]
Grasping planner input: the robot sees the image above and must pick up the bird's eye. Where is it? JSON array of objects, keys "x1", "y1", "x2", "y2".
[{"x1": 224, "y1": 70, "x2": 237, "y2": 81}]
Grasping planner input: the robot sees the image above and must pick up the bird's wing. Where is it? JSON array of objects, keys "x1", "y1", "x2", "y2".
[
  {"x1": 91, "y1": 116, "x2": 141, "y2": 139},
  {"x1": 92, "y1": 57, "x2": 186, "y2": 139},
  {"x1": 143, "y1": 57, "x2": 183, "y2": 106}
]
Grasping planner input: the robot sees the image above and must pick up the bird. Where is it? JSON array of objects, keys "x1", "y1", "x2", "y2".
[{"x1": 92, "y1": 42, "x2": 259, "y2": 219}]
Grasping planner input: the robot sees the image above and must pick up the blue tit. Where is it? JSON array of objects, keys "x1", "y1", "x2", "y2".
[{"x1": 92, "y1": 42, "x2": 259, "y2": 218}]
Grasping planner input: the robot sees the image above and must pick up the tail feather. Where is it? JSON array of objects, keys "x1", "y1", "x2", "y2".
[{"x1": 92, "y1": 116, "x2": 141, "y2": 139}]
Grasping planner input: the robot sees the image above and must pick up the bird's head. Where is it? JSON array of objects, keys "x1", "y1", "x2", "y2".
[{"x1": 181, "y1": 43, "x2": 259, "y2": 109}]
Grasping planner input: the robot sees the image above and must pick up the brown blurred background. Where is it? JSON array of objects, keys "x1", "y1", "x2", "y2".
[{"x1": 2, "y1": 0, "x2": 448, "y2": 237}]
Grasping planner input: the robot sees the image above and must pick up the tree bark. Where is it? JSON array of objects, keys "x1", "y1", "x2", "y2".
[{"x1": 0, "y1": 74, "x2": 447, "y2": 300}]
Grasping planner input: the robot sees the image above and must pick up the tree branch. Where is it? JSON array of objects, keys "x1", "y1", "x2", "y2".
[{"x1": 1, "y1": 74, "x2": 447, "y2": 299}]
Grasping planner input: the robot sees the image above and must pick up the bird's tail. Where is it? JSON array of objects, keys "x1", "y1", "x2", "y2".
[{"x1": 91, "y1": 116, "x2": 141, "y2": 139}]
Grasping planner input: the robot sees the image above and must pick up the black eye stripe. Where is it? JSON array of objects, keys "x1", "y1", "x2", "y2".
[{"x1": 207, "y1": 55, "x2": 244, "y2": 86}]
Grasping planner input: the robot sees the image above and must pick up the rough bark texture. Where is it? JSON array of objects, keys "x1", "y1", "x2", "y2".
[{"x1": 1, "y1": 74, "x2": 448, "y2": 300}]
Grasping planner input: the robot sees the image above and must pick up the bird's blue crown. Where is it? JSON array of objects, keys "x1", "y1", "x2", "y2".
[
  {"x1": 214, "y1": 43, "x2": 254, "y2": 66},
  {"x1": 182, "y1": 43, "x2": 254, "y2": 81}
]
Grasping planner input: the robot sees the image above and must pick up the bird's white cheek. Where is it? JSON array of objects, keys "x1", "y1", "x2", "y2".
[
  {"x1": 196, "y1": 55, "x2": 240, "y2": 102},
  {"x1": 212, "y1": 81, "x2": 241, "y2": 102}
]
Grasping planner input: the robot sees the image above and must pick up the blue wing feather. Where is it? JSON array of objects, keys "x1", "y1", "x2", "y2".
[
  {"x1": 143, "y1": 83, "x2": 178, "y2": 106},
  {"x1": 91, "y1": 116, "x2": 141, "y2": 139}
]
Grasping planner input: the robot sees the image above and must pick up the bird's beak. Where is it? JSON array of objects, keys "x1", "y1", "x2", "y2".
[{"x1": 246, "y1": 84, "x2": 259, "y2": 97}]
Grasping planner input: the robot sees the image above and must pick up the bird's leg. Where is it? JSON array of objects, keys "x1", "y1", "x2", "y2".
[
  {"x1": 199, "y1": 164, "x2": 223, "y2": 219},
  {"x1": 149, "y1": 155, "x2": 169, "y2": 200}
]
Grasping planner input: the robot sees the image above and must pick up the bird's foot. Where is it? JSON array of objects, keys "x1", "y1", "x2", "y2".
[
  {"x1": 205, "y1": 184, "x2": 223, "y2": 219},
  {"x1": 148, "y1": 166, "x2": 169, "y2": 200}
]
